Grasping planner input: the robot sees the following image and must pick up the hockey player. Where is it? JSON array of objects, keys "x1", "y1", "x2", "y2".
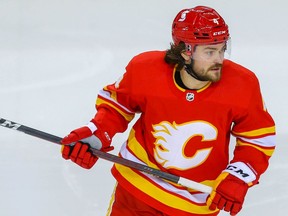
[{"x1": 61, "y1": 6, "x2": 276, "y2": 216}]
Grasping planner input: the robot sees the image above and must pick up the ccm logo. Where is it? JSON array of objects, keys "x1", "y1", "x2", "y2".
[
  {"x1": 213, "y1": 30, "x2": 226, "y2": 36},
  {"x1": 0, "y1": 119, "x2": 21, "y2": 130},
  {"x1": 226, "y1": 165, "x2": 249, "y2": 178}
]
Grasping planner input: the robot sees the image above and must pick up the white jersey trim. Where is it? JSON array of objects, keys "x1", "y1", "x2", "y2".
[{"x1": 119, "y1": 142, "x2": 209, "y2": 204}]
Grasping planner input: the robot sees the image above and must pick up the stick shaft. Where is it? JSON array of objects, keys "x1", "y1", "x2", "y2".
[{"x1": 0, "y1": 117, "x2": 212, "y2": 193}]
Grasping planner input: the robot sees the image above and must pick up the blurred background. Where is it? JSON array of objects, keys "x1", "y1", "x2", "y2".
[{"x1": 0, "y1": 0, "x2": 287, "y2": 215}]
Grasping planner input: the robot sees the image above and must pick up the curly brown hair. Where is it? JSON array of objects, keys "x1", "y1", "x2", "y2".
[{"x1": 164, "y1": 42, "x2": 186, "y2": 71}]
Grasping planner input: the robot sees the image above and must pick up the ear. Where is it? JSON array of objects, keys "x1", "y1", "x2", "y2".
[{"x1": 181, "y1": 51, "x2": 191, "y2": 62}]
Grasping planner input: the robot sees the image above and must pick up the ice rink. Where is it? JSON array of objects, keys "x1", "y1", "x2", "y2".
[{"x1": 0, "y1": 1, "x2": 287, "y2": 215}]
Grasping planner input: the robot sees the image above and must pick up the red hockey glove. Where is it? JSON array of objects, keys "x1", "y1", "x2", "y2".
[
  {"x1": 61, "y1": 121, "x2": 114, "y2": 169},
  {"x1": 207, "y1": 162, "x2": 257, "y2": 215}
]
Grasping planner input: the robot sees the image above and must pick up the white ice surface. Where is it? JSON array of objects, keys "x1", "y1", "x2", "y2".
[{"x1": 0, "y1": 1, "x2": 287, "y2": 215}]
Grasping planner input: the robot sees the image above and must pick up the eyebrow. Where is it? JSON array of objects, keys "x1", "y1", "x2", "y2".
[
  {"x1": 204, "y1": 47, "x2": 218, "y2": 50},
  {"x1": 204, "y1": 45, "x2": 226, "y2": 50}
]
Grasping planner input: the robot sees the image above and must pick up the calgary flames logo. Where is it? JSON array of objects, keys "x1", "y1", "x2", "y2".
[{"x1": 152, "y1": 121, "x2": 217, "y2": 170}]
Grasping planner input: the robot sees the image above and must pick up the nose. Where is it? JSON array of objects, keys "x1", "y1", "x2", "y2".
[{"x1": 214, "y1": 52, "x2": 224, "y2": 64}]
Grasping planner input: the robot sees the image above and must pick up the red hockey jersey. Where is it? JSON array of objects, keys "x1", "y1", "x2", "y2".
[{"x1": 93, "y1": 51, "x2": 276, "y2": 216}]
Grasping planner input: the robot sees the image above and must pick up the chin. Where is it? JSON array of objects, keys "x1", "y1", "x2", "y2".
[
  {"x1": 209, "y1": 75, "x2": 221, "y2": 82},
  {"x1": 208, "y1": 71, "x2": 221, "y2": 82}
]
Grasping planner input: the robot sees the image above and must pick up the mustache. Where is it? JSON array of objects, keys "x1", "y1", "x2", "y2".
[{"x1": 208, "y1": 63, "x2": 223, "y2": 70}]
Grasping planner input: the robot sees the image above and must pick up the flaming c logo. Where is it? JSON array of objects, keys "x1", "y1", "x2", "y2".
[{"x1": 152, "y1": 121, "x2": 217, "y2": 170}]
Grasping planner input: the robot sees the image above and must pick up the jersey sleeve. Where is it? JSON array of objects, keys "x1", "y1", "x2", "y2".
[
  {"x1": 230, "y1": 74, "x2": 276, "y2": 184},
  {"x1": 92, "y1": 59, "x2": 141, "y2": 141}
]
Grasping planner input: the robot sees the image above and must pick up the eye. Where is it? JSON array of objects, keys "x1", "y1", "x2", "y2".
[{"x1": 205, "y1": 51, "x2": 215, "y2": 57}]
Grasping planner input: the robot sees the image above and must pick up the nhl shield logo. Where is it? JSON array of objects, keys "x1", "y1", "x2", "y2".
[{"x1": 186, "y1": 92, "x2": 194, "y2": 101}]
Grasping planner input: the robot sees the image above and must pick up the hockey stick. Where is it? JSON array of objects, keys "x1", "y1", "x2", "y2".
[{"x1": 0, "y1": 117, "x2": 212, "y2": 194}]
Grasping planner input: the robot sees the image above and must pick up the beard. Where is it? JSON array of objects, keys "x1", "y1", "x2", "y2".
[{"x1": 185, "y1": 62, "x2": 223, "y2": 82}]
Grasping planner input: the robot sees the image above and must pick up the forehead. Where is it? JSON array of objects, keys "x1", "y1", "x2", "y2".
[{"x1": 197, "y1": 42, "x2": 226, "y2": 50}]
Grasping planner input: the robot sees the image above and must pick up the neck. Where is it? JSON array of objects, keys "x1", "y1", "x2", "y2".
[{"x1": 179, "y1": 68, "x2": 210, "y2": 90}]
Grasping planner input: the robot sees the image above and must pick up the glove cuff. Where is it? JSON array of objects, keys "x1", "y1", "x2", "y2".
[
  {"x1": 224, "y1": 162, "x2": 257, "y2": 184},
  {"x1": 86, "y1": 121, "x2": 98, "y2": 133},
  {"x1": 90, "y1": 119, "x2": 112, "y2": 148}
]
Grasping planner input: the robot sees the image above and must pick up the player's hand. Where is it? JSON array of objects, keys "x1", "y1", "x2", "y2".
[
  {"x1": 207, "y1": 172, "x2": 248, "y2": 215},
  {"x1": 61, "y1": 122, "x2": 113, "y2": 169}
]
